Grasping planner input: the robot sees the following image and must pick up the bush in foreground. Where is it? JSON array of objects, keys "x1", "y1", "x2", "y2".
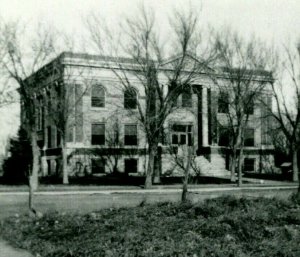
[{"x1": 0, "y1": 196, "x2": 300, "y2": 257}]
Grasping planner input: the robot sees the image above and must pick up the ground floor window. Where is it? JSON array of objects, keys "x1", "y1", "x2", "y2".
[
  {"x1": 218, "y1": 126, "x2": 230, "y2": 146},
  {"x1": 124, "y1": 158, "x2": 138, "y2": 173},
  {"x1": 244, "y1": 158, "x2": 255, "y2": 172},
  {"x1": 171, "y1": 124, "x2": 193, "y2": 146},
  {"x1": 91, "y1": 158, "x2": 106, "y2": 174}
]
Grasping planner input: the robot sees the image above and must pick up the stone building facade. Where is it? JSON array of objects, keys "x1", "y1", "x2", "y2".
[{"x1": 24, "y1": 52, "x2": 274, "y2": 179}]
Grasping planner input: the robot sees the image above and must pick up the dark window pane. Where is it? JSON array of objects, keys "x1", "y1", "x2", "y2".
[
  {"x1": 172, "y1": 124, "x2": 186, "y2": 132},
  {"x1": 245, "y1": 99, "x2": 254, "y2": 115},
  {"x1": 57, "y1": 130, "x2": 61, "y2": 147},
  {"x1": 92, "y1": 159, "x2": 106, "y2": 173},
  {"x1": 218, "y1": 92, "x2": 229, "y2": 113},
  {"x1": 244, "y1": 158, "x2": 255, "y2": 172},
  {"x1": 218, "y1": 127, "x2": 230, "y2": 146},
  {"x1": 124, "y1": 88, "x2": 137, "y2": 109},
  {"x1": 124, "y1": 159, "x2": 138, "y2": 173},
  {"x1": 124, "y1": 135, "x2": 137, "y2": 145},
  {"x1": 244, "y1": 128, "x2": 254, "y2": 146},
  {"x1": 92, "y1": 124, "x2": 105, "y2": 145},
  {"x1": 188, "y1": 134, "x2": 193, "y2": 146},
  {"x1": 180, "y1": 134, "x2": 186, "y2": 145},
  {"x1": 91, "y1": 85, "x2": 105, "y2": 107},
  {"x1": 47, "y1": 126, "x2": 52, "y2": 148},
  {"x1": 124, "y1": 125, "x2": 137, "y2": 145},
  {"x1": 172, "y1": 134, "x2": 178, "y2": 144},
  {"x1": 182, "y1": 91, "x2": 192, "y2": 108}
]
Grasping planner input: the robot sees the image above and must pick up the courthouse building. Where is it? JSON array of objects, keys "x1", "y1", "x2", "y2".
[{"x1": 23, "y1": 52, "x2": 274, "y2": 178}]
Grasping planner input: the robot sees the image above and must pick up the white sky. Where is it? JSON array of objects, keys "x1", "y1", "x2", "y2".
[
  {"x1": 0, "y1": 0, "x2": 300, "y2": 147},
  {"x1": 1, "y1": 0, "x2": 299, "y2": 47}
]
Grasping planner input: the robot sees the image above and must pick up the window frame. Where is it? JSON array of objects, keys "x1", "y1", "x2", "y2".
[
  {"x1": 243, "y1": 158, "x2": 256, "y2": 172},
  {"x1": 170, "y1": 123, "x2": 193, "y2": 146},
  {"x1": 218, "y1": 125, "x2": 230, "y2": 147},
  {"x1": 218, "y1": 91, "x2": 229, "y2": 113},
  {"x1": 91, "y1": 84, "x2": 105, "y2": 108},
  {"x1": 244, "y1": 128, "x2": 255, "y2": 147},
  {"x1": 124, "y1": 158, "x2": 138, "y2": 174},
  {"x1": 124, "y1": 87, "x2": 138, "y2": 109},
  {"x1": 245, "y1": 98, "x2": 254, "y2": 115},
  {"x1": 91, "y1": 123, "x2": 106, "y2": 145},
  {"x1": 181, "y1": 90, "x2": 193, "y2": 108},
  {"x1": 124, "y1": 124, "x2": 138, "y2": 146},
  {"x1": 91, "y1": 158, "x2": 106, "y2": 174}
]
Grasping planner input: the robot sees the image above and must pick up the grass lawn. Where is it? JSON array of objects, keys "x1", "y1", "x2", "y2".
[{"x1": 1, "y1": 196, "x2": 300, "y2": 257}]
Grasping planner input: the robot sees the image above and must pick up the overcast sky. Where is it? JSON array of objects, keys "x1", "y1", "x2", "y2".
[
  {"x1": 1, "y1": 0, "x2": 299, "y2": 47},
  {"x1": 0, "y1": 0, "x2": 300, "y2": 147}
]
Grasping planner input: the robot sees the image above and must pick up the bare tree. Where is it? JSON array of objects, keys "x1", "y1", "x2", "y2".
[
  {"x1": 87, "y1": 5, "x2": 216, "y2": 188},
  {"x1": 0, "y1": 19, "x2": 59, "y2": 212},
  {"x1": 44, "y1": 55, "x2": 94, "y2": 184},
  {"x1": 168, "y1": 144, "x2": 198, "y2": 202},
  {"x1": 211, "y1": 30, "x2": 274, "y2": 186},
  {"x1": 266, "y1": 42, "x2": 300, "y2": 186}
]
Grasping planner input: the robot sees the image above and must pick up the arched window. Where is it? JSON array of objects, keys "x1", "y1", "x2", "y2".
[
  {"x1": 124, "y1": 87, "x2": 137, "y2": 109},
  {"x1": 91, "y1": 85, "x2": 105, "y2": 107}
]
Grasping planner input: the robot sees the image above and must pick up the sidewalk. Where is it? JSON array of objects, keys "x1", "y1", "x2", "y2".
[
  {"x1": 0, "y1": 239, "x2": 33, "y2": 257},
  {"x1": 0, "y1": 178, "x2": 297, "y2": 193}
]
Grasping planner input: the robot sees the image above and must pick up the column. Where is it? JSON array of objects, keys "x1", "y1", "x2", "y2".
[{"x1": 202, "y1": 87, "x2": 209, "y2": 146}]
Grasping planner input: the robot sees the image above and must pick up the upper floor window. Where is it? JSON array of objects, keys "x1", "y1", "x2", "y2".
[
  {"x1": 171, "y1": 124, "x2": 193, "y2": 146},
  {"x1": 218, "y1": 91, "x2": 229, "y2": 113},
  {"x1": 245, "y1": 98, "x2": 254, "y2": 115},
  {"x1": 124, "y1": 124, "x2": 138, "y2": 145},
  {"x1": 91, "y1": 123, "x2": 105, "y2": 145},
  {"x1": 244, "y1": 128, "x2": 255, "y2": 146},
  {"x1": 181, "y1": 90, "x2": 193, "y2": 108},
  {"x1": 91, "y1": 85, "x2": 105, "y2": 107},
  {"x1": 124, "y1": 88, "x2": 137, "y2": 109}
]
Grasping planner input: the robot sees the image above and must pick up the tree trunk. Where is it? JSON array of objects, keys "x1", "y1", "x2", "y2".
[
  {"x1": 153, "y1": 146, "x2": 162, "y2": 184},
  {"x1": 292, "y1": 149, "x2": 299, "y2": 182},
  {"x1": 182, "y1": 148, "x2": 192, "y2": 203},
  {"x1": 29, "y1": 130, "x2": 40, "y2": 211},
  {"x1": 145, "y1": 145, "x2": 156, "y2": 189},
  {"x1": 230, "y1": 153, "x2": 236, "y2": 182},
  {"x1": 237, "y1": 147, "x2": 244, "y2": 187},
  {"x1": 62, "y1": 144, "x2": 69, "y2": 184}
]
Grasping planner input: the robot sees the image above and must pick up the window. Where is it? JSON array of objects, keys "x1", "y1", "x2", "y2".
[
  {"x1": 91, "y1": 124, "x2": 105, "y2": 145},
  {"x1": 244, "y1": 158, "x2": 255, "y2": 172},
  {"x1": 182, "y1": 91, "x2": 193, "y2": 108},
  {"x1": 57, "y1": 129, "x2": 61, "y2": 147},
  {"x1": 124, "y1": 88, "x2": 137, "y2": 109},
  {"x1": 124, "y1": 158, "x2": 138, "y2": 173},
  {"x1": 245, "y1": 98, "x2": 254, "y2": 115},
  {"x1": 218, "y1": 126, "x2": 230, "y2": 146},
  {"x1": 171, "y1": 124, "x2": 193, "y2": 146},
  {"x1": 92, "y1": 159, "x2": 106, "y2": 174},
  {"x1": 37, "y1": 98, "x2": 44, "y2": 131},
  {"x1": 91, "y1": 85, "x2": 105, "y2": 107},
  {"x1": 244, "y1": 128, "x2": 255, "y2": 146},
  {"x1": 47, "y1": 126, "x2": 52, "y2": 148},
  {"x1": 218, "y1": 92, "x2": 229, "y2": 113},
  {"x1": 124, "y1": 124, "x2": 138, "y2": 145}
]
